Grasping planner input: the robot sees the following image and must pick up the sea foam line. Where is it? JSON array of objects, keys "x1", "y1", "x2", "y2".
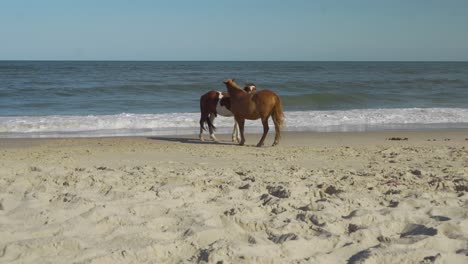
[{"x1": 1, "y1": 108, "x2": 468, "y2": 138}]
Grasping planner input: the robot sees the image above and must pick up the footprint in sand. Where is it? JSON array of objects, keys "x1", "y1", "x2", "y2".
[{"x1": 400, "y1": 224, "x2": 437, "y2": 238}]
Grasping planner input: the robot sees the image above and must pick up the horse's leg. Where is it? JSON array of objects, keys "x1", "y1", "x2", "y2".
[
  {"x1": 199, "y1": 113, "x2": 207, "y2": 141},
  {"x1": 235, "y1": 121, "x2": 241, "y2": 142},
  {"x1": 273, "y1": 116, "x2": 281, "y2": 146},
  {"x1": 257, "y1": 117, "x2": 269, "y2": 147},
  {"x1": 231, "y1": 119, "x2": 236, "y2": 142},
  {"x1": 209, "y1": 114, "x2": 218, "y2": 142},
  {"x1": 232, "y1": 119, "x2": 241, "y2": 143},
  {"x1": 199, "y1": 126, "x2": 204, "y2": 141},
  {"x1": 236, "y1": 116, "x2": 245, "y2": 146},
  {"x1": 271, "y1": 100, "x2": 283, "y2": 146}
]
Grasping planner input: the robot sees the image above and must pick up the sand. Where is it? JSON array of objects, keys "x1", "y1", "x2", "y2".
[{"x1": 0, "y1": 130, "x2": 467, "y2": 263}]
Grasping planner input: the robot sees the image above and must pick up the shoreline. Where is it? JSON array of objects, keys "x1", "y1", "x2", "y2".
[
  {"x1": 1, "y1": 129, "x2": 467, "y2": 263},
  {"x1": 2, "y1": 108, "x2": 468, "y2": 139},
  {"x1": 1, "y1": 129, "x2": 468, "y2": 147}
]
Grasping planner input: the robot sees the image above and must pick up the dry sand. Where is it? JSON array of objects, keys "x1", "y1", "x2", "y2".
[{"x1": 0, "y1": 130, "x2": 467, "y2": 263}]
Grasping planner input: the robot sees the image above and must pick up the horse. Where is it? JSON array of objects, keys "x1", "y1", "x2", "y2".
[
  {"x1": 223, "y1": 79, "x2": 284, "y2": 147},
  {"x1": 199, "y1": 83, "x2": 257, "y2": 142}
]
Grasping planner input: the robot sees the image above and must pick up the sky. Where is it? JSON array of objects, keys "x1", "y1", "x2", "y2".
[{"x1": 0, "y1": 0, "x2": 467, "y2": 61}]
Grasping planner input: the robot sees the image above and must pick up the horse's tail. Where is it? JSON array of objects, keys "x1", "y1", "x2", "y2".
[{"x1": 272, "y1": 94, "x2": 285, "y2": 139}]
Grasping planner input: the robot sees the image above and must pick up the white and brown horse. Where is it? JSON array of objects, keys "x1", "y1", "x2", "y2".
[
  {"x1": 199, "y1": 83, "x2": 256, "y2": 142},
  {"x1": 223, "y1": 79, "x2": 284, "y2": 147}
]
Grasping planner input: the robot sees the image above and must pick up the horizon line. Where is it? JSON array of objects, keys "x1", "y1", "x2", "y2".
[{"x1": 1, "y1": 59, "x2": 468, "y2": 63}]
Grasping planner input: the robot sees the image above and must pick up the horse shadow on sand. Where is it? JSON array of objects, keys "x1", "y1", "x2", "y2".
[{"x1": 147, "y1": 136, "x2": 236, "y2": 146}]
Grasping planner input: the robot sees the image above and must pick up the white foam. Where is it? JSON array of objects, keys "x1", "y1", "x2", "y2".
[
  {"x1": 285, "y1": 108, "x2": 468, "y2": 132},
  {"x1": 1, "y1": 108, "x2": 468, "y2": 138}
]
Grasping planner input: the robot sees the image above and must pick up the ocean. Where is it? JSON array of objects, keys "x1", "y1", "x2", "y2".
[{"x1": 1, "y1": 61, "x2": 468, "y2": 138}]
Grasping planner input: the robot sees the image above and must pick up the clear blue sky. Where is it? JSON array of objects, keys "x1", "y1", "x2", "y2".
[{"x1": 1, "y1": 0, "x2": 467, "y2": 61}]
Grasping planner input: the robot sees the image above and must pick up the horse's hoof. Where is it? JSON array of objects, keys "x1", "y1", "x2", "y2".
[
  {"x1": 199, "y1": 137, "x2": 205, "y2": 142},
  {"x1": 256, "y1": 143, "x2": 264, "y2": 147},
  {"x1": 272, "y1": 141, "x2": 279, "y2": 146}
]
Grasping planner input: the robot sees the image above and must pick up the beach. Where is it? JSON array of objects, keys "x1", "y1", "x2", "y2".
[{"x1": 1, "y1": 130, "x2": 467, "y2": 263}]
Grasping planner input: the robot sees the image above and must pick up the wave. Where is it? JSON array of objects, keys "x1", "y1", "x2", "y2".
[
  {"x1": 1, "y1": 108, "x2": 468, "y2": 138},
  {"x1": 281, "y1": 93, "x2": 368, "y2": 109},
  {"x1": 396, "y1": 78, "x2": 465, "y2": 85}
]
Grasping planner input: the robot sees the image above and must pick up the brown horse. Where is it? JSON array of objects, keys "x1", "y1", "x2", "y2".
[
  {"x1": 223, "y1": 79, "x2": 284, "y2": 147},
  {"x1": 199, "y1": 84, "x2": 257, "y2": 142}
]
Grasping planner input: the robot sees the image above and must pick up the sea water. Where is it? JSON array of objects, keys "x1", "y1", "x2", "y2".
[{"x1": 1, "y1": 61, "x2": 467, "y2": 138}]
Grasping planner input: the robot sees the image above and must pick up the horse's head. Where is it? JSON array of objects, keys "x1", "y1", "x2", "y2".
[
  {"x1": 223, "y1": 79, "x2": 234, "y2": 85},
  {"x1": 244, "y1": 83, "x2": 256, "y2": 94},
  {"x1": 223, "y1": 79, "x2": 243, "y2": 90}
]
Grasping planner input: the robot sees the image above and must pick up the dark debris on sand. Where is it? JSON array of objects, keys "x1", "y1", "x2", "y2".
[
  {"x1": 267, "y1": 185, "x2": 291, "y2": 198},
  {"x1": 268, "y1": 233, "x2": 298, "y2": 244}
]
